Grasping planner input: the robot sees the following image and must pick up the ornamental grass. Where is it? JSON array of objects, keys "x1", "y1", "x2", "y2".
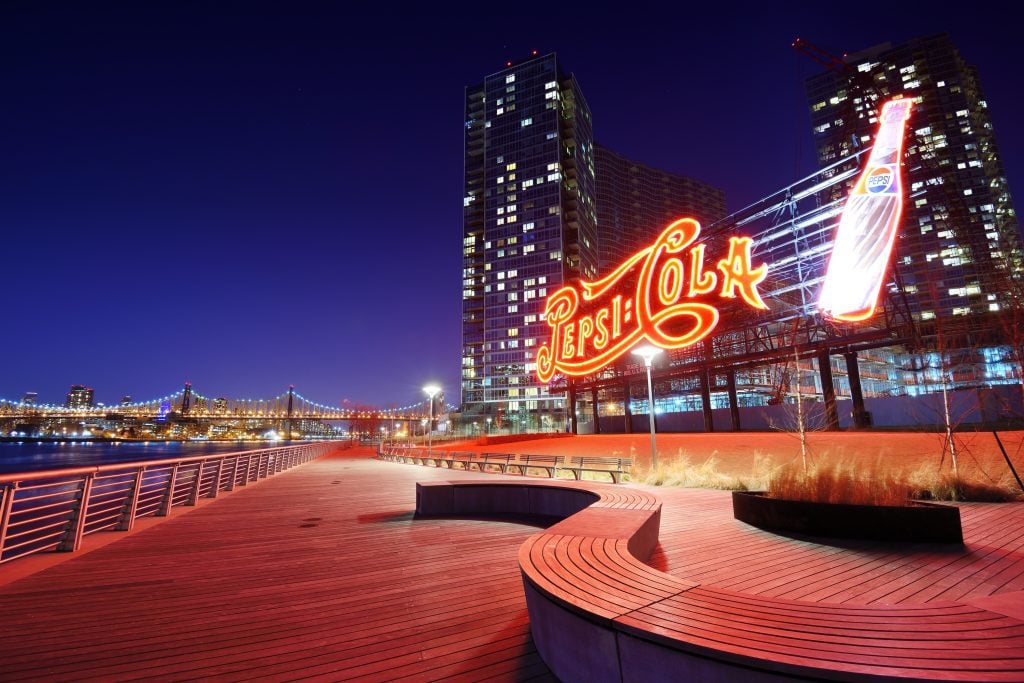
[
  {"x1": 636, "y1": 449, "x2": 771, "y2": 491},
  {"x1": 767, "y1": 460, "x2": 911, "y2": 506}
]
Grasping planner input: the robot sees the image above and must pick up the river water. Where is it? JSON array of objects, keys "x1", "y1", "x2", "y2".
[{"x1": 0, "y1": 440, "x2": 300, "y2": 475}]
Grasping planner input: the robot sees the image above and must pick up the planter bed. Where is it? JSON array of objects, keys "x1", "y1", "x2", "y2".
[{"x1": 732, "y1": 490, "x2": 963, "y2": 543}]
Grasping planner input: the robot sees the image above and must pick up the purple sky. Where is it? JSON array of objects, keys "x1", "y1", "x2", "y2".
[{"x1": 3, "y1": 2, "x2": 1021, "y2": 408}]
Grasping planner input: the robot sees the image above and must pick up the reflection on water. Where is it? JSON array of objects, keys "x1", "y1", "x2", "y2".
[{"x1": 0, "y1": 441, "x2": 294, "y2": 475}]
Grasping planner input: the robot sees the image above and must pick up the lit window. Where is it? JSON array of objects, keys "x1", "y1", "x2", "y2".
[
  {"x1": 521, "y1": 118, "x2": 532, "y2": 127},
  {"x1": 506, "y1": 74, "x2": 515, "y2": 84}
]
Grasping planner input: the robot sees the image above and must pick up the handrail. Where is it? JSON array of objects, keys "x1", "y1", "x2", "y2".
[{"x1": 0, "y1": 442, "x2": 335, "y2": 565}]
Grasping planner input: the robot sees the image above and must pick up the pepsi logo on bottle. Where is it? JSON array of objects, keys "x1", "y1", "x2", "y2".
[{"x1": 865, "y1": 165, "x2": 896, "y2": 194}]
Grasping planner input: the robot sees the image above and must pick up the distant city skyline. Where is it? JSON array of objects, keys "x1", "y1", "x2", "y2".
[{"x1": 3, "y1": 3, "x2": 1021, "y2": 408}]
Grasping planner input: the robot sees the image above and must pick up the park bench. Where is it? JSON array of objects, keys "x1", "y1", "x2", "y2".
[
  {"x1": 403, "y1": 448, "x2": 430, "y2": 465},
  {"x1": 468, "y1": 452, "x2": 513, "y2": 474},
  {"x1": 434, "y1": 450, "x2": 474, "y2": 469},
  {"x1": 415, "y1": 479, "x2": 1024, "y2": 683},
  {"x1": 565, "y1": 456, "x2": 632, "y2": 483},
  {"x1": 510, "y1": 454, "x2": 563, "y2": 478},
  {"x1": 379, "y1": 446, "x2": 405, "y2": 463}
]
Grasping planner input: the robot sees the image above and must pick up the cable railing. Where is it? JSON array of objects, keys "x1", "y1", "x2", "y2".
[{"x1": 0, "y1": 442, "x2": 335, "y2": 565}]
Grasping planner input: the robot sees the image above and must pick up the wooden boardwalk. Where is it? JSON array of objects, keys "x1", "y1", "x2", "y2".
[
  {"x1": 1, "y1": 447, "x2": 1022, "y2": 681},
  {"x1": 0, "y1": 448, "x2": 555, "y2": 682},
  {"x1": 651, "y1": 487, "x2": 1024, "y2": 608}
]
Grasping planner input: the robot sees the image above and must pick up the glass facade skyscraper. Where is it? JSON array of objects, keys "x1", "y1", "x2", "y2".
[
  {"x1": 462, "y1": 54, "x2": 598, "y2": 429},
  {"x1": 462, "y1": 55, "x2": 730, "y2": 428},
  {"x1": 594, "y1": 145, "x2": 726, "y2": 276},
  {"x1": 805, "y1": 34, "x2": 1021, "y2": 327}
]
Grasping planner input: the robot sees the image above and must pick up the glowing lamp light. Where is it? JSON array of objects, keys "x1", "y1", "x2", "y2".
[
  {"x1": 423, "y1": 384, "x2": 440, "y2": 450},
  {"x1": 631, "y1": 344, "x2": 662, "y2": 368},
  {"x1": 631, "y1": 344, "x2": 663, "y2": 470}
]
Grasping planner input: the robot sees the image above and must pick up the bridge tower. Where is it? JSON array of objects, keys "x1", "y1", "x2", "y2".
[
  {"x1": 286, "y1": 385, "x2": 294, "y2": 439},
  {"x1": 180, "y1": 382, "x2": 192, "y2": 416}
]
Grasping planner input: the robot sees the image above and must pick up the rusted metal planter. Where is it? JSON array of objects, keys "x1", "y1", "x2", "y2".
[{"x1": 732, "y1": 491, "x2": 963, "y2": 544}]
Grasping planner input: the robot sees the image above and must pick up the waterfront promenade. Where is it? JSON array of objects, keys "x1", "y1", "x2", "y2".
[{"x1": 1, "y1": 445, "x2": 1022, "y2": 681}]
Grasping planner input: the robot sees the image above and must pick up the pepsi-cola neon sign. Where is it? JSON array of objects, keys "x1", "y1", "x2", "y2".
[
  {"x1": 535, "y1": 218, "x2": 768, "y2": 382},
  {"x1": 819, "y1": 98, "x2": 913, "y2": 322}
]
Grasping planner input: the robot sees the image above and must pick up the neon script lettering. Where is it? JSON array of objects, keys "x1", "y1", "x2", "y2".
[{"x1": 535, "y1": 218, "x2": 768, "y2": 382}]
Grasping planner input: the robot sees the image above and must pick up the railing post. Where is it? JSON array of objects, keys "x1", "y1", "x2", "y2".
[
  {"x1": 187, "y1": 462, "x2": 204, "y2": 506},
  {"x1": 209, "y1": 458, "x2": 225, "y2": 498},
  {"x1": 0, "y1": 483, "x2": 17, "y2": 557},
  {"x1": 225, "y1": 456, "x2": 237, "y2": 491},
  {"x1": 159, "y1": 464, "x2": 179, "y2": 516},
  {"x1": 116, "y1": 468, "x2": 144, "y2": 531},
  {"x1": 59, "y1": 474, "x2": 94, "y2": 552},
  {"x1": 240, "y1": 454, "x2": 252, "y2": 486}
]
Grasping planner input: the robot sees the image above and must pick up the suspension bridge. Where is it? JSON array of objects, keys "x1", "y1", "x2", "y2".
[{"x1": 0, "y1": 384, "x2": 437, "y2": 422}]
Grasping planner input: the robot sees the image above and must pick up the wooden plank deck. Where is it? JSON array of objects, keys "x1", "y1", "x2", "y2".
[
  {"x1": 1, "y1": 447, "x2": 1022, "y2": 681},
  {"x1": 0, "y1": 448, "x2": 556, "y2": 682},
  {"x1": 649, "y1": 487, "x2": 1024, "y2": 607}
]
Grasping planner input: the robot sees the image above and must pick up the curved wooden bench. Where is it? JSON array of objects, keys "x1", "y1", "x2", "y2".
[{"x1": 415, "y1": 480, "x2": 1024, "y2": 682}]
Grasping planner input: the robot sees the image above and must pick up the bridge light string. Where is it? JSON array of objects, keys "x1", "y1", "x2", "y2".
[
  {"x1": 0, "y1": 391, "x2": 185, "y2": 414},
  {"x1": 2, "y1": 389, "x2": 448, "y2": 417}
]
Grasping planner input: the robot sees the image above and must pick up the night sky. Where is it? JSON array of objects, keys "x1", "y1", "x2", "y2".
[{"x1": 3, "y1": 2, "x2": 1021, "y2": 408}]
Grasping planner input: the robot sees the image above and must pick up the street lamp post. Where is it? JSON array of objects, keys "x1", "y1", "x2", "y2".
[
  {"x1": 423, "y1": 384, "x2": 440, "y2": 452},
  {"x1": 631, "y1": 344, "x2": 663, "y2": 471}
]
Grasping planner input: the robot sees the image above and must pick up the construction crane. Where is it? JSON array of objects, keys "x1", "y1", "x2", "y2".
[{"x1": 791, "y1": 37, "x2": 849, "y2": 74}]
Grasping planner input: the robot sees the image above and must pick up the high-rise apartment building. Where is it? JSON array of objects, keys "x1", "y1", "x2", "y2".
[
  {"x1": 594, "y1": 145, "x2": 726, "y2": 275},
  {"x1": 462, "y1": 53, "x2": 598, "y2": 429},
  {"x1": 805, "y1": 34, "x2": 1020, "y2": 328},
  {"x1": 65, "y1": 385, "x2": 94, "y2": 409},
  {"x1": 461, "y1": 54, "x2": 729, "y2": 428}
]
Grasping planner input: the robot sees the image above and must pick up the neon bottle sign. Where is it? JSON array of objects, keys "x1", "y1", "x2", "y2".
[
  {"x1": 535, "y1": 218, "x2": 768, "y2": 382},
  {"x1": 819, "y1": 98, "x2": 913, "y2": 322}
]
